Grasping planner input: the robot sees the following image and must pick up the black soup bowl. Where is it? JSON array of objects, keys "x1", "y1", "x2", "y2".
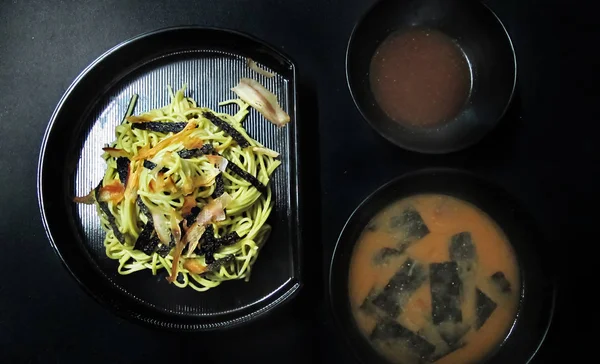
[
  {"x1": 346, "y1": 0, "x2": 517, "y2": 153},
  {"x1": 329, "y1": 169, "x2": 555, "y2": 364}
]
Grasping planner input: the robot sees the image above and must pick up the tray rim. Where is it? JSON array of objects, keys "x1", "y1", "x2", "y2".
[{"x1": 37, "y1": 25, "x2": 303, "y2": 331}]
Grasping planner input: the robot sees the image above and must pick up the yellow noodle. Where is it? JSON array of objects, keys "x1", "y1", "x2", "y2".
[{"x1": 93, "y1": 85, "x2": 279, "y2": 292}]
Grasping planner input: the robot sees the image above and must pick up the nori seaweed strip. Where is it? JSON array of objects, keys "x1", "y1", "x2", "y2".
[
  {"x1": 194, "y1": 226, "x2": 241, "y2": 263},
  {"x1": 142, "y1": 160, "x2": 168, "y2": 173},
  {"x1": 116, "y1": 157, "x2": 130, "y2": 185},
  {"x1": 200, "y1": 143, "x2": 215, "y2": 155},
  {"x1": 490, "y1": 271, "x2": 512, "y2": 293},
  {"x1": 449, "y1": 232, "x2": 476, "y2": 262},
  {"x1": 217, "y1": 232, "x2": 241, "y2": 246},
  {"x1": 196, "y1": 226, "x2": 216, "y2": 254},
  {"x1": 212, "y1": 173, "x2": 225, "y2": 198},
  {"x1": 196, "y1": 225, "x2": 219, "y2": 264},
  {"x1": 373, "y1": 247, "x2": 402, "y2": 265},
  {"x1": 133, "y1": 223, "x2": 160, "y2": 255},
  {"x1": 359, "y1": 288, "x2": 379, "y2": 315},
  {"x1": 143, "y1": 160, "x2": 157, "y2": 170},
  {"x1": 430, "y1": 262, "x2": 463, "y2": 325},
  {"x1": 475, "y1": 288, "x2": 497, "y2": 329},
  {"x1": 370, "y1": 258, "x2": 427, "y2": 317},
  {"x1": 133, "y1": 197, "x2": 162, "y2": 255},
  {"x1": 204, "y1": 253, "x2": 216, "y2": 265},
  {"x1": 206, "y1": 255, "x2": 235, "y2": 272},
  {"x1": 226, "y1": 161, "x2": 267, "y2": 194},
  {"x1": 437, "y1": 324, "x2": 470, "y2": 348},
  {"x1": 178, "y1": 148, "x2": 202, "y2": 159},
  {"x1": 131, "y1": 122, "x2": 188, "y2": 133},
  {"x1": 185, "y1": 206, "x2": 201, "y2": 228},
  {"x1": 136, "y1": 196, "x2": 152, "y2": 220},
  {"x1": 202, "y1": 111, "x2": 250, "y2": 148},
  {"x1": 430, "y1": 260, "x2": 471, "y2": 347},
  {"x1": 178, "y1": 144, "x2": 215, "y2": 159},
  {"x1": 427, "y1": 342, "x2": 467, "y2": 362},
  {"x1": 370, "y1": 320, "x2": 436, "y2": 360},
  {"x1": 156, "y1": 242, "x2": 173, "y2": 257},
  {"x1": 94, "y1": 183, "x2": 124, "y2": 244},
  {"x1": 449, "y1": 232, "x2": 477, "y2": 275},
  {"x1": 389, "y1": 206, "x2": 430, "y2": 242}
]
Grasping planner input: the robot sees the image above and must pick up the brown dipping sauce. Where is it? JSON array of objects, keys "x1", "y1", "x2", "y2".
[
  {"x1": 370, "y1": 29, "x2": 471, "y2": 127},
  {"x1": 349, "y1": 194, "x2": 520, "y2": 364}
]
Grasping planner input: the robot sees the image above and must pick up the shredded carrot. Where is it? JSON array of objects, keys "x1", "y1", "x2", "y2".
[
  {"x1": 148, "y1": 179, "x2": 156, "y2": 193},
  {"x1": 126, "y1": 115, "x2": 153, "y2": 123},
  {"x1": 168, "y1": 222, "x2": 202, "y2": 283},
  {"x1": 183, "y1": 137, "x2": 204, "y2": 150},
  {"x1": 73, "y1": 189, "x2": 95, "y2": 204},
  {"x1": 124, "y1": 161, "x2": 142, "y2": 201},
  {"x1": 102, "y1": 147, "x2": 130, "y2": 158},
  {"x1": 155, "y1": 174, "x2": 177, "y2": 193},
  {"x1": 182, "y1": 179, "x2": 194, "y2": 196},
  {"x1": 193, "y1": 174, "x2": 217, "y2": 188},
  {"x1": 136, "y1": 145, "x2": 151, "y2": 159},
  {"x1": 98, "y1": 180, "x2": 125, "y2": 204},
  {"x1": 182, "y1": 174, "x2": 217, "y2": 195},
  {"x1": 134, "y1": 121, "x2": 199, "y2": 161},
  {"x1": 205, "y1": 155, "x2": 221, "y2": 164},
  {"x1": 183, "y1": 259, "x2": 207, "y2": 274},
  {"x1": 181, "y1": 195, "x2": 197, "y2": 216}
]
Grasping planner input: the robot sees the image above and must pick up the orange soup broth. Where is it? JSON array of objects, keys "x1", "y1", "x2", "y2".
[{"x1": 349, "y1": 194, "x2": 520, "y2": 364}]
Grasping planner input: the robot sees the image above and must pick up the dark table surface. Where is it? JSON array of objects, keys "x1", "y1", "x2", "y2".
[{"x1": 0, "y1": 0, "x2": 597, "y2": 363}]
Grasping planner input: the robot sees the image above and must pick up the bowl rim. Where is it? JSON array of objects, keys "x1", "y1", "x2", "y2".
[{"x1": 345, "y1": 0, "x2": 519, "y2": 154}]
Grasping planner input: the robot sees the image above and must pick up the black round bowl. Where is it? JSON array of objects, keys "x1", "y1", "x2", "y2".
[
  {"x1": 329, "y1": 169, "x2": 555, "y2": 364},
  {"x1": 346, "y1": 0, "x2": 517, "y2": 154}
]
